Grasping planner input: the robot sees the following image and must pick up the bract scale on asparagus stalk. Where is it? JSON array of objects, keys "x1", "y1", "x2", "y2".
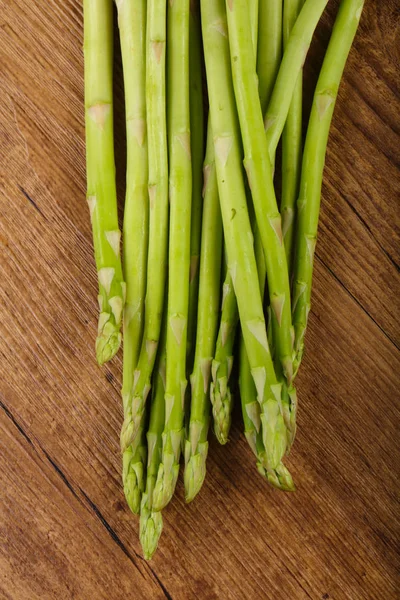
[
  {"x1": 152, "y1": 0, "x2": 192, "y2": 511},
  {"x1": 83, "y1": 0, "x2": 125, "y2": 365}
]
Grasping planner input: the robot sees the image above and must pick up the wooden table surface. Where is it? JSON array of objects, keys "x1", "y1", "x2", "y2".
[{"x1": 1, "y1": 1, "x2": 399, "y2": 599}]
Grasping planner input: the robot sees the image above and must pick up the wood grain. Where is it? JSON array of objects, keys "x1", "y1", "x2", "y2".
[{"x1": 0, "y1": 1, "x2": 399, "y2": 599}]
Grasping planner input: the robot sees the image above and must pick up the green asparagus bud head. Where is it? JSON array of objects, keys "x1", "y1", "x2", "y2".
[
  {"x1": 260, "y1": 395, "x2": 287, "y2": 469},
  {"x1": 184, "y1": 439, "x2": 209, "y2": 503},
  {"x1": 140, "y1": 494, "x2": 163, "y2": 561},
  {"x1": 122, "y1": 447, "x2": 146, "y2": 514},
  {"x1": 152, "y1": 429, "x2": 183, "y2": 511},
  {"x1": 96, "y1": 319, "x2": 122, "y2": 365},
  {"x1": 257, "y1": 461, "x2": 295, "y2": 492}
]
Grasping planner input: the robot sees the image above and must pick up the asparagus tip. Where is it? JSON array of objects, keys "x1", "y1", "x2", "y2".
[
  {"x1": 140, "y1": 498, "x2": 163, "y2": 561},
  {"x1": 96, "y1": 319, "x2": 121, "y2": 365},
  {"x1": 260, "y1": 402, "x2": 288, "y2": 469},
  {"x1": 210, "y1": 381, "x2": 233, "y2": 446},
  {"x1": 257, "y1": 461, "x2": 296, "y2": 492},
  {"x1": 122, "y1": 453, "x2": 145, "y2": 514},
  {"x1": 120, "y1": 417, "x2": 135, "y2": 453},
  {"x1": 184, "y1": 441, "x2": 208, "y2": 503},
  {"x1": 152, "y1": 458, "x2": 180, "y2": 512}
]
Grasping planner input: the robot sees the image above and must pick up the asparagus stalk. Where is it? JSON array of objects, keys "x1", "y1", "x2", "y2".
[
  {"x1": 250, "y1": 0, "x2": 279, "y2": 416},
  {"x1": 120, "y1": 0, "x2": 169, "y2": 452},
  {"x1": 249, "y1": 0, "x2": 259, "y2": 54},
  {"x1": 187, "y1": 3, "x2": 205, "y2": 362},
  {"x1": 226, "y1": 0, "x2": 294, "y2": 388},
  {"x1": 257, "y1": 0, "x2": 283, "y2": 114},
  {"x1": 83, "y1": 0, "x2": 125, "y2": 365},
  {"x1": 140, "y1": 324, "x2": 166, "y2": 561},
  {"x1": 292, "y1": 0, "x2": 365, "y2": 372},
  {"x1": 184, "y1": 121, "x2": 223, "y2": 502},
  {"x1": 117, "y1": 0, "x2": 148, "y2": 514},
  {"x1": 153, "y1": 0, "x2": 192, "y2": 511},
  {"x1": 201, "y1": 0, "x2": 287, "y2": 470},
  {"x1": 264, "y1": 0, "x2": 329, "y2": 163},
  {"x1": 281, "y1": 0, "x2": 304, "y2": 270},
  {"x1": 210, "y1": 0, "x2": 258, "y2": 445}
]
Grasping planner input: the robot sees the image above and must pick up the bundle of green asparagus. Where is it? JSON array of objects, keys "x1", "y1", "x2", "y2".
[{"x1": 83, "y1": 0, "x2": 364, "y2": 559}]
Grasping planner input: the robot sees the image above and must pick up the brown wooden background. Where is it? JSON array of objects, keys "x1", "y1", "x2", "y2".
[{"x1": 1, "y1": 1, "x2": 399, "y2": 598}]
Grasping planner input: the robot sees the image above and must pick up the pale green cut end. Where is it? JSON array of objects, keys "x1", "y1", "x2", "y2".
[
  {"x1": 184, "y1": 441, "x2": 208, "y2": 503},
  {"x1": 140, "y1": 501, "x2": 163, "y2": 561},
  {"x1": 96, "y1": 319, "x2": 122, "y2": 365}
]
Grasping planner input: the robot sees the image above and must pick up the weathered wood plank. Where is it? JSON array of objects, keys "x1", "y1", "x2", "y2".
[
  {"x1": 0, "y1": 408, "x2": 167, "y2": 600},
  {"x1": 0, "y1": 0, "x2": 399, "y2": 598}
]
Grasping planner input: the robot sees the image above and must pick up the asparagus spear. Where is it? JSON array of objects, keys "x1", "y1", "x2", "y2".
[
  {"x1": 257, "y1": 0, "x2": 283, "y2": 114},
  {"x1": 226, "y1": 0, "x2": 294, "y2": 388},
  {"x1": 120, "y1": 0, "x2": 169, "y2": 452},
  {"x1": 249, "y1": 0, "x2": 259, "y2": 53},
  {"x1": 116, "y1": 0, "x2": 148, "y2": 514},
  {"x1": 292, "y1": 0, "x2": 365, "y2": 372},
  {"x1": 248, "y1": 0, "x2": 280, "y2": 398},
  {"x1": 201, "y1": 0, "x2": 287, "y2": 470},
  {"x1": 140, "y1": 324, "x2": 166, "y2": 561},
  {"x1": 210, "y1": 0, "x2": 258, "y2": 445},
  {"x1": 264, "y1": 0, "x2": 329, "y2": 163},
  {"x1": 153, "y1": 0, "x2": 192, "y2": 511},
  {"x1": 281, "y1": 0, "x2": 303, "y2": 270},
  {"x1": 83, "y1": 0, "x2": 125, "y2": 365},
  {"x1": 186, "y1": 2, "x2": 205, "y2": 362},
  {"x1": 184, "y1": 121, "x2": 223, "y2": 502}
]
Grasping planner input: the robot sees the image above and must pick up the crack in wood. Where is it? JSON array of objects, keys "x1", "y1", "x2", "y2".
[
  {"x1": 18, "y1": 185, "x2": 46, "y2": 218},
  {"x1": 0, "y1": 401, "x2": 173, "y2": 600},
  {"x1": 316, "y1": 253, "x2": 399, "y2": 350}
]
